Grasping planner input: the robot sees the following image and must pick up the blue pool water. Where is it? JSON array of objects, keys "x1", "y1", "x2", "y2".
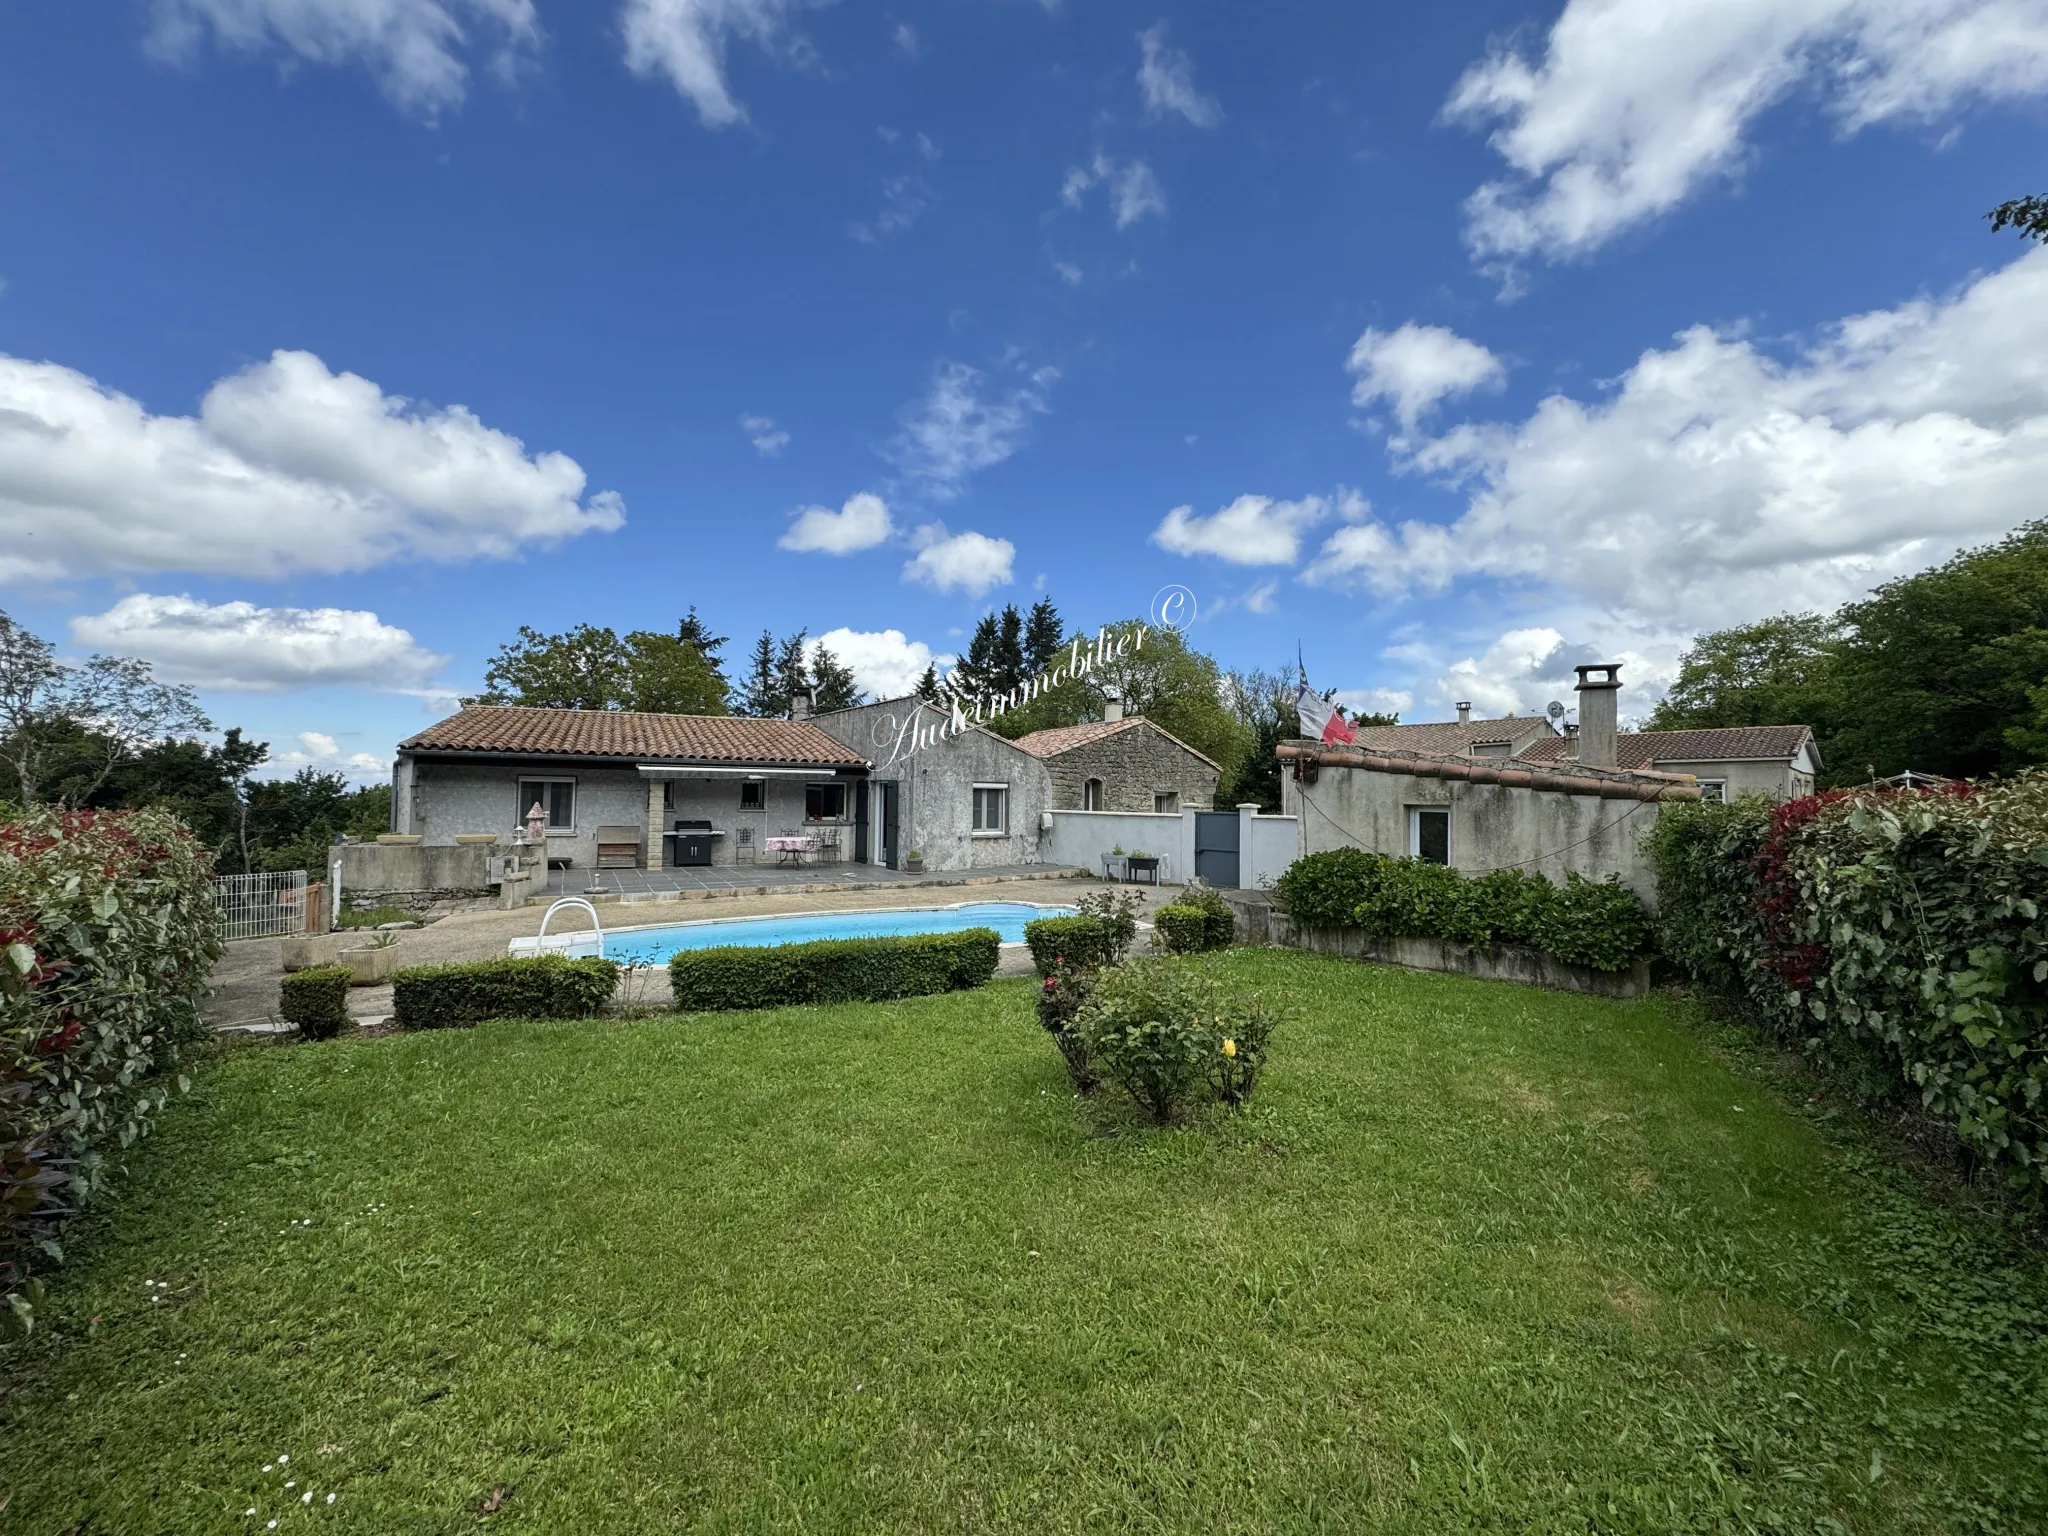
[{"x1": 597, "y1": 902, "x2": 1075, "y2": 965}]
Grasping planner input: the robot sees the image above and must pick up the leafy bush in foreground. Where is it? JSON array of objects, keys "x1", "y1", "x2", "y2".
[
  {"x1": 279, "y1": 966, "x2": 351, "y2": 1040},
  {"x1": 1646, "y1": 775, "x2": 2048, "y2": 1196},
  {"x1": 393, "y1": 955, "x2": 620, "y2": 1030},
  {"x1": 1535, "y1": 874, "x2": 1658, "y2": 974},
  {"x1": 1152, "y1": 888, "x2": 1235, "y2": 954},
  {"x1": 1272, "y1": 847, "x2": 1383, "y2": 930},
  {"x1": 1074, "y1": 958, "x2": 1282, "y2": 1123},
  {"x1": 1026, "y1": 890, "x2": 1143, "y2": 976},
  {"x1": 1034, "y1": 959, "x2": 1100, "y2": 1093},
  {"x1": 668, "y1": 929, "x2": 999, "y2": 1013},
  {"x1": 1, "y1": 807, "x2": 220, "y2": 1332}
]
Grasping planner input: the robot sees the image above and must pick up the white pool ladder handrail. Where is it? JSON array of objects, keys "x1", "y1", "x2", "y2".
[{"x1": 535, "y1": 896, "x2": 605, "y2": 960}]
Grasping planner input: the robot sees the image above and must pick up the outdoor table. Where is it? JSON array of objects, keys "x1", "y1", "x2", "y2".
[{"x1": 765, "y1": 835, "x2": 817, "y2": 867}]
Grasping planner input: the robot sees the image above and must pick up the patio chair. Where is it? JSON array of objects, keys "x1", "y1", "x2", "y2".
[
  {"x1": 734, "y1": 826, "x2": 757, "y2": 866},
  {"x1": 816, "y1": 828, "x2": 841, "y2": 865}
]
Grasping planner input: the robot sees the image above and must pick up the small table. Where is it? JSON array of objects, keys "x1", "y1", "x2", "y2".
[{"x1": 765, "y1": 835, "x2": 817, "y2": 867}]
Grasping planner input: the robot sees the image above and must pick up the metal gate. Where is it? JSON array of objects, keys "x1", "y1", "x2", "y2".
[
  {"x1": 1193, "y1": 811, "x2": 1240, "y2": 888},
  {"x1": 211, "y1": 870, "x2": 309, "y2": 941}
]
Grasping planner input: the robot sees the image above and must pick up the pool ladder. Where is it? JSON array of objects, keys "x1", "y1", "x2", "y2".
[{"x1": 535, "y1": 897, "x2": 605, "y2": 960}]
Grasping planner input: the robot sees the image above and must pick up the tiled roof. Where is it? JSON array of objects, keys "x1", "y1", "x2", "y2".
[
  {"x1": 1011, "y1": 715, "x2": 1224, "y2": 772},
  {"x1": 1343, "y1": 716, "x2": 1553, "y2": 756},
  {"x1": 1519, "y1": 725, "x2": 1815, "y2": 768},
  {"x1": 399, "y1": 706, "x2": 866, "y2": 766}
]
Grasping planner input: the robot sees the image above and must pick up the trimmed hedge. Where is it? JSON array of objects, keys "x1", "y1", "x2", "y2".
[
  {"x1": 392, "y1": 955, "x2": 620, "y2": 1030},
  {"x1": 1152, "y1": 892, "x2": 1234, "y2": 955},
  {"x1": 668, "y1": 928, "x2": 1000, "y2": 1012},
  {"x1": 1024, "y1": 916, "x2": 1123, "y2": 975},
  {"x1": 280, "y1": 965, "x2": 351, "y2": 1040},
  {"x1": 1272, "y1": 848, "x2": 1654, "y2": 973},
  {"x1": 1645, "y1": 775, "x2": 2048, "y2": 1196}
]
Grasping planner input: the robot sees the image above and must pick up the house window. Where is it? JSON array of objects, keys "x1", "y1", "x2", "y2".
[
  {"x1": 1791, "y1": 773, "x2": 1813, "y2": 799},
  {"x1": 1154, "y1": 791, "x2": 1179, "y2": 814},
  {"x1": 739, "y1": 780, "x2": 765, "y2": 810},
  {"x1": 805, "y1": 782, "x2": 847, "y2": 821},
  {"x1": 972, "y1": 783, "x2": 1009, "y2": 835},
  {"x1": 1407, "y1": 806, "x2": 1450, "y2": 865},
  {"x1": 1699, "y1": 779, "x2": 1728, "y2": 804},
  {"x1": 517, "y1": 778, "x2": 575, "y2": 831},
  {"x1": 1083, "y1": 778, "x2": 1104, "y2": 811}
]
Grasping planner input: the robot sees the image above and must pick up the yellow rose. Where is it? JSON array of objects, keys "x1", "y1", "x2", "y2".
[{"x1": 1222, "y1": 1038, "x2": 1237, "y2": 1058}]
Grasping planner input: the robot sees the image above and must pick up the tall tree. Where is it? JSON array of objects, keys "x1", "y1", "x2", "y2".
[
  {"x1": 676, "y1": 606, "x2": 732, "y2": 704},
  {"x1": 774, "y1": 631, "x2": 810, "y2": 713},
  {"x1": 914, "y1": 664, "x2": 942, "y2": 704},
  {"x1": 808, "y1": 644, "x2": 864, "y2": 712},
  {"x1": 1646, "y1": 613, "x2": 1843, "y2": 733},
  {"x1": 0, "y1": 611, "x2": 210, "y2": 806},
  {"x1": 951, "y1": 605, "x2": 1028, "y2": 704},
  {"x1": 474, "y1": 624, "x2": 726, "y2": 714},
  {"x1": 1023, "y1": 597, "x2": 1064, "y2": 674},
  {"x1": 742, "y1": 631, "x2": 781, "y2": 717}
]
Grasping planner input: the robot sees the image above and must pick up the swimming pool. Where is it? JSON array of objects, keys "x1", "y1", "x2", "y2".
[{"x1": 510, "y1": 901, "x2": 1076, "y2": 966}]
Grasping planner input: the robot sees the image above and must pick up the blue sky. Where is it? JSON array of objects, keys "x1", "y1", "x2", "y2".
[{"x1": 5, "y1": 0, "x2": 2046, "y2": 779}]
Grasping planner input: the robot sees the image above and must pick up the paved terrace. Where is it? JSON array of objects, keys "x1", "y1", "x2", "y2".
[
  {"x1": 206, "y1": 870, "x2": 1176, "y2": 1034},
  {"x1": 540, "y1": 858, "x2": 1052, "y2": 898}
]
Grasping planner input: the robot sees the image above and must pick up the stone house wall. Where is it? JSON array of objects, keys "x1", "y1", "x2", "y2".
[{"x1": 1041, "y1": 721, "x2": 1219, "y2": 813}]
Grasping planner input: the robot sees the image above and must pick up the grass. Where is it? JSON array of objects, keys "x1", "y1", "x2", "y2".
[
  {"x1": 335, "y1": 905, "x2": 419, "y2": 930},
  {"x1": 5, "y1": 949, "x2": 2048, "y2": 1532}
]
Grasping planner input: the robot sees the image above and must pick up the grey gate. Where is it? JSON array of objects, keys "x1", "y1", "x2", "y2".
[{"x1": 1193, "y1": 811, "x2": 1240, "y2": 888}]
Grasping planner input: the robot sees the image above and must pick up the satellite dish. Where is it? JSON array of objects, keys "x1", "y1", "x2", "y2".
[{"x1": 1546, "y1": 700, "x2": 1566, "y2": 721}]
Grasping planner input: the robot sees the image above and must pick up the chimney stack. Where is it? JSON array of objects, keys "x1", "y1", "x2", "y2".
[
  {"x1": 1456, "y1": 701, "x2": 1472, "y2": 725},
  {"x1": 789, "y1": 685, "x2": 813, "y2": 721},
  {"x1": 1573, "y1": 664, "x2": 1622, "y2": 767},
  {"x1": 1103, "y1": 696, "x2": 1124, "y2": 723}
]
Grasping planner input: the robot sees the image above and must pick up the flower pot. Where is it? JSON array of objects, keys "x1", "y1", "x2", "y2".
[
  {"x1": 375, "y1": 834, "x2": 422, "y2": 846},
  {"x1": 904, "y1": 856, "x2": 924, "y2": 874},
  {"x1": 338, "y1": 944, "x2": 401, "y2": 985}
]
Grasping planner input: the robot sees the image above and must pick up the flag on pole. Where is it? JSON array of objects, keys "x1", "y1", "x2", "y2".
[{"x1": 1295, "y1": 683, "x2": 1356, "y2": 745}]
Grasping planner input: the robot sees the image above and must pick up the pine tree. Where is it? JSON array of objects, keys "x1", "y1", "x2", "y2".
[
  {"x1": 676, "y1": 607, "x2": 731, "y2": 705},
  {"x1": 774, "y1": 631, "x2": 810, "y2": 714},
  {"x1": 994, "y1": 605, "x2": 1026, "y2": 697},
  {"x1": 1023, "y1": 597, "x2": 1063, "y2": 675},
  {"x1": 953, "y1": 613, "x2": 1002, "y2": 703},
  {"x1": 809, "y1": 644, "x2": 863, "y2": 711},
  {"x1": 742, "y1": 631, "x2": 782, "y2": 717},
  {"x1": 915, "y1": 664, "x2": 941, "y2": 703}
]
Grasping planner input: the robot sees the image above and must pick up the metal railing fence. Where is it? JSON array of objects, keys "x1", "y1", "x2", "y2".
[{"x1": 211, "y1": 870, "x2": 309, "y2": 942}]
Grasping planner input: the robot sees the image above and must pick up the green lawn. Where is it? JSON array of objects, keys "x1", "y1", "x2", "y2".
[{"x1": 6, "y1": 951, "x2": 2048, "y2": 1533}]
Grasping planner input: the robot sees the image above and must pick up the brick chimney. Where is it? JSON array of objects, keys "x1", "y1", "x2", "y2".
[
  {"x1": 1573, "y1": 664, "x2": 1622, "y2": 767},
  {"x1": 789, "y1": 684, "x2": 813, "y2": 721},
  {"x1": 1456, "y1": 701, "x2": 1472, "y2": 725}
]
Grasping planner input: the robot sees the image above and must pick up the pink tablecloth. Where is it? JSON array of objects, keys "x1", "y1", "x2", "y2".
[{"x1": 763, "y1": 836, "x2": 817, "y2": 853}]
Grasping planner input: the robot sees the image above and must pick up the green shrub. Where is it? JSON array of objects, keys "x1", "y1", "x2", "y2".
[
  {"x1": 1535, "y1": 874, "x2": 1655, "y2": 973},
  {"x1": 1032, "y1": 913, "x2": 1130, "y2": 974},
  {"x1": 2, "y1": 807, "x2": 220, "y2": 1332},
  {"x1": 1273, "y1": 847, "x2": 1385, "y2": 929},
  {"x1": 668, "y1": 929, "x2": 1000, "y2": 1013},
  {"x1": 1353, "y1": 857, "x2": 1466, "y2": 939},
  {"x1": 1646, "y1": 774, "x2": 2048, "y2": 1196},
  {"x1": 1151, "y1": 905, "x2": 1211, "y2": 954},
  {"x1": 391, "y1": 955, "x2": 620, "y2": 1030},
  {"x1": 1441, "y1": 868, "x2": 1559, "y2": 950},
  {"x1": 1034, "y1": 960, "x2": 1100, "y2": 1093},
  {"x1": 280, "y1": 965, "x2": 351, "y2": 1040},
  {"x1": 1074, "y1": 958, "x2": 1284, "y2": 1123}
]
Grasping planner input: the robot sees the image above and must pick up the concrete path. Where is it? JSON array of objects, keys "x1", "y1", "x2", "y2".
[{"x1": 206, "y1": 872, "x2": 1173, "y2": 1033}]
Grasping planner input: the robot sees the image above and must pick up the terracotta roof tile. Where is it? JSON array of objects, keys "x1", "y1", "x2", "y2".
[
  {"x1": 1343, "y1": 716, "x2": 1555, "y2": 756},
  {"x1": 1519, "y1": 725, "x2": 1814, "y2": 768},
  {"x1": 399, "y1": 706, "x2": 865, "y2": 766},
  {"x1": 1011, "y1": 715, "x2": 1224, "y2": 771}
]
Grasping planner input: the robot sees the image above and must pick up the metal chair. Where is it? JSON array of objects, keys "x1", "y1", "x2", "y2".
[{"x1": 735, "y1": 826, "x2": 757, "y2": 866}]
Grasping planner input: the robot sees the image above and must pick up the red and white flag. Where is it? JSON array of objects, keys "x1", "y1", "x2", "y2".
[{"x1": 1295, "y1": 684, "x2": 1356, "y2": 745}]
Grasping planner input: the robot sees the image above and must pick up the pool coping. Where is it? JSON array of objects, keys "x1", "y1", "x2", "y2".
[{"x1": 509, "y1": 898, "x2": 1096, "y2": 958}]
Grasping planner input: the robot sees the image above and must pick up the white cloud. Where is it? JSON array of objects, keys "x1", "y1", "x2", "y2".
[
  {"x1": 147, "y1": 0, "x2": 539, "y2": 115},
  {"x1": 1333, "y1": 685, "x2": 1414, "y2": 720},
  {"x1": 1137, "y1": 22, "x2": 1221, "y2": 127},
  {"x1": 273, "y1": 729, "x2": 390, "y2": 782},
  {"x1": 1348, "y1": 324, "x2": 1506, "y2": 430},
  {"x1": 893, "y1": 22, "x2": 917, "y2": 56},
  {"x1": 740, "y1": 413, "x2": 789, "y2": 455},
  {"x1": 804, "y1": 627, "x2": 944, "y2": 699},
  {"x1": 70, "y1": 593, "x2": 449, "y2": 694},
  {"x1": 1061, "y1": 154, "x2": 1166, "y2": 229},
  {"x1": 1152, "y1": 492, "x2": 1357, "y2": 567},
  {"x1": 620, "y1": 0, "x2": 806, "y2": 128},
  {"x1": 852, "y1": 173, "x2": 934, "y2": 243},
  {"x1": 1309, "y1": 247, "x2": 2048, "y2": 632},
  {"x1": 0, "y1": 348, "x2": 621, "y2": 582},
  {"x1": 1051, "y1": 257, "x2": 1083, "y2": 287},
  {"x1": 778, "y1": 491, "x2": 894, "y2": 554},
  {"x1": 887, "y1": 361, "x2": 1055, "y2": 498},
  {"x1": 902, "y1": 523, "x2": 1015, "y2": 595},
  {"x1": 1447, "y1": 0, "x2": 2048, "y2": 269}
]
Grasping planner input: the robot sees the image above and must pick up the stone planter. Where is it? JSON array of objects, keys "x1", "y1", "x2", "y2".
[
  {"x1": 904, "y1": 854, "x2": 924, "y2": 874},
  {"x1": 455, "y1": 833, "x2": 499, "y2": 846},
  {"x1": 337, "y1": 943, "x2": 402, "y2": 985},
  {"x1": 376, "y1": 834, "x2": 422, "y2": 846},
  {"x1": 280, "y1": 933, "x2": 344, "y2": 972}
]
